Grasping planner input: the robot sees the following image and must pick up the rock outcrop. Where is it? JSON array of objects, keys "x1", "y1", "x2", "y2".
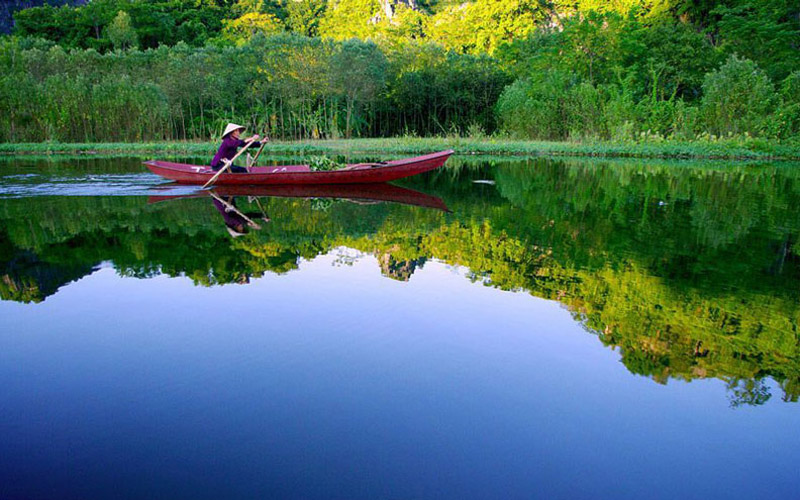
[
  {"x1": 369, "y1": 0, "x2": 419, "y2": 24},
  {"x1": 1, "y1": 0, "x2": 86, "y2": 34}
]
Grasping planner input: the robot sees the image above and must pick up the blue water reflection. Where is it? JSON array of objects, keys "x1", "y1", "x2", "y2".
[{"x1": 1, "y1": 257, "x2": 797, "y2": 499}]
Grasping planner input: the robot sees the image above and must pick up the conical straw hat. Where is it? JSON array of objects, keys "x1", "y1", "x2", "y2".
[{"x1": 222, "y1": 123, "x2": 245, "y2": 138}]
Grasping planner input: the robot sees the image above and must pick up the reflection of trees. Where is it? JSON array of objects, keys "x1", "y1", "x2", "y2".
[
  {"x1": 727, "y1": 378, "x2": 773, "y2": 408},
  {"x1": 1, "y1": 157, "x2": 800, "y2": 403},
  {"x1": 377, "y1": 253, "x2": 426, "y2": 281},
  {"x1": 485, "y1": 161, "x2": 800, "y2": 404},
  {"x1": 0, "y1": 237, "x2": 96, "y2": 303}
]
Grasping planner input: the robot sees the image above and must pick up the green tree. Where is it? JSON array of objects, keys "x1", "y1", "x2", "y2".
[
  {"x1": 713, "y1": 0, "x2": 800, "y2": 81},
  {"x1": 331, "y1": 39, "x2": 387, "y2": 137},
  {"x1": 496, "y1": 72, "x2": 573, "y2": 140},
  {"x1": 577, "y1": 0, "x2": 672, "y2": 17},
  {"x1": 427, "y1": 0, "x2": 546, "y2": 55},
  {"x1": 620, "y1": 20, "x2": 720, "y2": 100},
  {"x1": 222, "y1": 11, "x2": 284, "y2": 44},
  {"x1": 106, "y1": 10, "x2": 138, "y2": 50},
  {"x1": 700, "y1": 55, "x2": 777, "y2": 136},
  {"x1": 285, "y1": 0, "x2": 327, "y2": 37},
  {"x1": 318, "y1": 0, "x2": 379, "y2": 40},
  {"x1": 769, "y1": 71, "x2": 800, "y2": 139}
]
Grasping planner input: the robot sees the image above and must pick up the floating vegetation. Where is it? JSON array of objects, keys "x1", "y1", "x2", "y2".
[
  {"x1": 309, "y1": 198, "x2": 337, "y2": 211},
  {"x1": 307, "y1": 155, "x2": 348, "y2": 172}
]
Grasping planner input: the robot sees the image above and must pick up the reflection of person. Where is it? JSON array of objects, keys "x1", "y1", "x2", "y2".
[
  {"x1": 210, "y1": 123, "x2": 263, "y2": 173},
  {"x1": 211, "y1": 195, "x2": 269, "y2": 238}
]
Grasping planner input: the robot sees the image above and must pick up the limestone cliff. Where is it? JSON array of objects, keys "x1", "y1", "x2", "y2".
[
  {"x1": 1, "y1": 1, "x2": 86, "y2": 34},
  {"x1": 370, "y1": 0, "x2": 419, "y2": 24}
]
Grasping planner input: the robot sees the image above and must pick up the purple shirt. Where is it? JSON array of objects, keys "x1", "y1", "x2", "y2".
[
  {"x1": 212, "y1": 198, "x2": 248, "y2": 229},
  {"x1": 211, "y1": 136, "x2": 261, "y2": 168}
]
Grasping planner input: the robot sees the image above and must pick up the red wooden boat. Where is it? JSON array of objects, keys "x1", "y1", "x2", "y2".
[{"x1": 144, "y1": 150, "x2": 454, "y2": 185}]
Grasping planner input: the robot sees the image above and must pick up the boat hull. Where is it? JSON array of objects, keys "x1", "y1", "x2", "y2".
[
  {"x1": 147, "y1": 183, "x2": 449, "y2": 211},
  {"x1": 144, "y1": 150, "x2": 454, "y2": 185}
]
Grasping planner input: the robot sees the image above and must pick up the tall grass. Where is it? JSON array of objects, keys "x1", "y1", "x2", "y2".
[{"x1": 2, "y1": 136, "x2": 799, "y2": 160}]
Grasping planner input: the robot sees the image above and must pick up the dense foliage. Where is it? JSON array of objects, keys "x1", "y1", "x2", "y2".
[
  {"x1": 0, "y1": 34, "x2": 508, "y2": 141},
  {"x1": 0, "y1": 0, "x2": 798, "y2": 142},
  {"x1": 0, "y1": 1, "x2": 84, "y2": 35}
]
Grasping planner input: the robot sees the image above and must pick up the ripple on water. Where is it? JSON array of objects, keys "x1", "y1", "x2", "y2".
[{"x1": 0, "y1": 173, "x2": 197, "y2": 197}]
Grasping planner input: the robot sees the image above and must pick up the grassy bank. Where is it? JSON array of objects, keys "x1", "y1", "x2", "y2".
[{"x1": 2, "y1": 137, "x2": 800, "y2": 160}]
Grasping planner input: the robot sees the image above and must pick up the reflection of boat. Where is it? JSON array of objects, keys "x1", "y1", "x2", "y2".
[
  {"x1": 144, "y1": 150, "x2": 454, "y2": 185},
  {"x1": 148, "y1": 183, "x2": 450, "y2": 211}
]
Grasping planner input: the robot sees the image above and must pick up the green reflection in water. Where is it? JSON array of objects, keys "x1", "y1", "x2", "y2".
[{"x1": 1, "y1": 156, "x2": 799, "y2": 405}]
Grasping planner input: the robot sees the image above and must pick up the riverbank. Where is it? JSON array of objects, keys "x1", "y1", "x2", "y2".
[{"x1": 2, "y1": 137, "x2": 799, "y2": 160}]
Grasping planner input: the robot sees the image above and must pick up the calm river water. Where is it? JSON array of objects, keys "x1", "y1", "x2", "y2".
[{"x1": 1, "y1": 155, "x2": 798, "y2": 499}]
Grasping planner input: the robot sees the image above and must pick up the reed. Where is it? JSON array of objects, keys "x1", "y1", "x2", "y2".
[{"x1": 2, "y1": 137, "x2": 799, "y2": 161}]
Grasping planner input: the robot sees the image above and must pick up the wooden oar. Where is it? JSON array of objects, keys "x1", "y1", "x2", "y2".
[
  {"x1": 209, "y1": 191, "x2": 262, "y2": 229},
  {"x1": 253, "y1": 197, "x2": 270, "y2": 222},
  {"x1": 249, "y1": 133, "x2": 270, "y2": 171},
  {"x1": 202, "y1": 138, "x2": 258, "y2": 189}
]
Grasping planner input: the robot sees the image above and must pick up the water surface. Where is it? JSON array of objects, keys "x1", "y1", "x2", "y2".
[{"x1": 1, "y1": 155, "x2": 798, "y2": 499}]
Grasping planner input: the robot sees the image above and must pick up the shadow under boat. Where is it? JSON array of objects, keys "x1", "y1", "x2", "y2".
[{"x1": 147, "y1": 183, "x2": 450, "y2": 212}]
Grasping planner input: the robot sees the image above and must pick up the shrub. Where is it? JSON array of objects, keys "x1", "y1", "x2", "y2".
[
  {"x1": 669, "y1": 100, "x2": 700, "y2": 140},
  {"x1": 700, "y1": 55, "x2": 777, "y2": 137},
  {"x1": 780, "y1": 71, "x2": 800, "y2": 104},
  {"x1": 768, "y1": 71, "x2": 800, "y2": 140},
  {"x1": 496, "y1": 71, "x2": 572, "y2": 140},
  {"x1": 496, "y1": 79, "x2": 537, "y2": 138},
  {"x1": 603, "y1": 80, "x2": 637, "y2": 141},
  {"x1": 565, "y1": 82, "x2": 606, "y2": 140}
]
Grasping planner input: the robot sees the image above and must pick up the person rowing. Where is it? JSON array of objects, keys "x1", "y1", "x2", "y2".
[
  {"x1": 209, "y1": 192, "x2": 268, "y2": 237},
  {"x1": 210, "y1": 123, "x2": 264, "y2": 173}
]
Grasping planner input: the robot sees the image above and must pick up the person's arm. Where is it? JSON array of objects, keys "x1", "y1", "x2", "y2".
[
  {"x1": 244, "y1": 134, "x2": 263, "y2": 148},
  {"x1": 222, "y1": 136, "x2": 244, "y2": 148}
]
